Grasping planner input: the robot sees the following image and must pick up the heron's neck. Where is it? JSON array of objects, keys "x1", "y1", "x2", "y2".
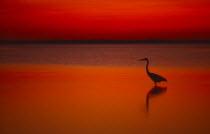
[{"x1": 146, "y1": 60, "x2": 150, "y2": 74}]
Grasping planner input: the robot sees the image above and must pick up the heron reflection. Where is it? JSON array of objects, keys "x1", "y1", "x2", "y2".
[{"x1": 146, "y1": 86, "x2": 167, "y2": 113}]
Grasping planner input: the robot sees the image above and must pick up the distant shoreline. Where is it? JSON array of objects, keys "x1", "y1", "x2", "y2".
[{"x1": 0, "y1": 39, "x2": 210, "y2": 44}]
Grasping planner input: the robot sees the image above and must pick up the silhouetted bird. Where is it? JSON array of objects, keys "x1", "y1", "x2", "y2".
[{"x1": 138, "y1": 58, "x2": 167, "y2": 86}]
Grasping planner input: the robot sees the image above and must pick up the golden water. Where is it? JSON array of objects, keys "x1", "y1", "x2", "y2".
[{"x1": 1, "y1": 44, "x2": 210, "y2": 134}]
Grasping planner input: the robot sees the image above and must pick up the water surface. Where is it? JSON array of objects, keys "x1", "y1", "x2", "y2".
[{"x1": 1, "y1": 44, "x2": 210, "y2": 134}]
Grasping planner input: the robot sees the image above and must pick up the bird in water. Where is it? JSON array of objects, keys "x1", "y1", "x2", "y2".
[{"x1": 138, "y1": 58, "x2": 167, "y2": 86}]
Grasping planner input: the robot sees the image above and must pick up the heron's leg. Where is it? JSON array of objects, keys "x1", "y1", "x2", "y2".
[{"x1": 154, "y1": 82, "x2": 157, "y2": 87}]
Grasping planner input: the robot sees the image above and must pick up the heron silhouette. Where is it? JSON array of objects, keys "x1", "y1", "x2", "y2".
[{"x1": 138, "y1": 58, "x2": 167, "y2": 86}]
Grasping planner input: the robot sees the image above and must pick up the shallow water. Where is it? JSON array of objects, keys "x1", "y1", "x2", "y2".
[
  {"x1": 0, "y1": 44, "x2": 210, "y2": 67},
  {"x1": 1, "y1": 44, "x2": 210, "y2": 134}
]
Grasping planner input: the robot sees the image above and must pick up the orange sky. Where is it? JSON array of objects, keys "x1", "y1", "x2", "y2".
[{"x1": 1, "y1": 0, "x2": 210, "y2": 40}]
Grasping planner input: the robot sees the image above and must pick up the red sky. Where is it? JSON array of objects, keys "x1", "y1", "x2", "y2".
[{"x1": 1, "y1": 0, "x2": 210, "y2": 40}]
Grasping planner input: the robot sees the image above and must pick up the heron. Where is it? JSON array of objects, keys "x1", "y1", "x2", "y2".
[{"x1": 138, "y1": 58, "x2": 167, "y2": 86}]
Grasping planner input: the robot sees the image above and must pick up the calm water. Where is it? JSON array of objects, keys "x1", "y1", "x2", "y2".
[{"x1": 1, "y1": 44, "x2": 210, "y2": 134}]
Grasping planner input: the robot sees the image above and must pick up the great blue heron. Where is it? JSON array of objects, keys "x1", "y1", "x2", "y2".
[{"x1": 138, "y1": 58, "x2": 167, "y2": 86}]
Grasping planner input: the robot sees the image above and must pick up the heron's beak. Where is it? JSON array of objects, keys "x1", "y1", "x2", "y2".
[{"x1": 138, "y1": 59, "x2": 144, "y2": 61}]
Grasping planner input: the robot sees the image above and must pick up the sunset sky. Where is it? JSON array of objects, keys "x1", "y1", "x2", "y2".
[{"x1": 1, "y1": 0, "x2": 210, "y2": 40}]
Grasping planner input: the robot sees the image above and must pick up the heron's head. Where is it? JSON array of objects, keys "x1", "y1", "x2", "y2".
[{"x1": 138, "y1": 58, "x2": 148, "y2": 61}]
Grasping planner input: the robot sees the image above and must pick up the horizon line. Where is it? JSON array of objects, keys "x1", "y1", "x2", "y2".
[{"x1": 1, "y1": 39, "x2": 210, "y2": 44}]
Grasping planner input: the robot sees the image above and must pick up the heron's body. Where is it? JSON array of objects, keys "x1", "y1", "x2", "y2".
[{"x1": 139, "y1": 58, "x2": 167, "y2": 86}]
